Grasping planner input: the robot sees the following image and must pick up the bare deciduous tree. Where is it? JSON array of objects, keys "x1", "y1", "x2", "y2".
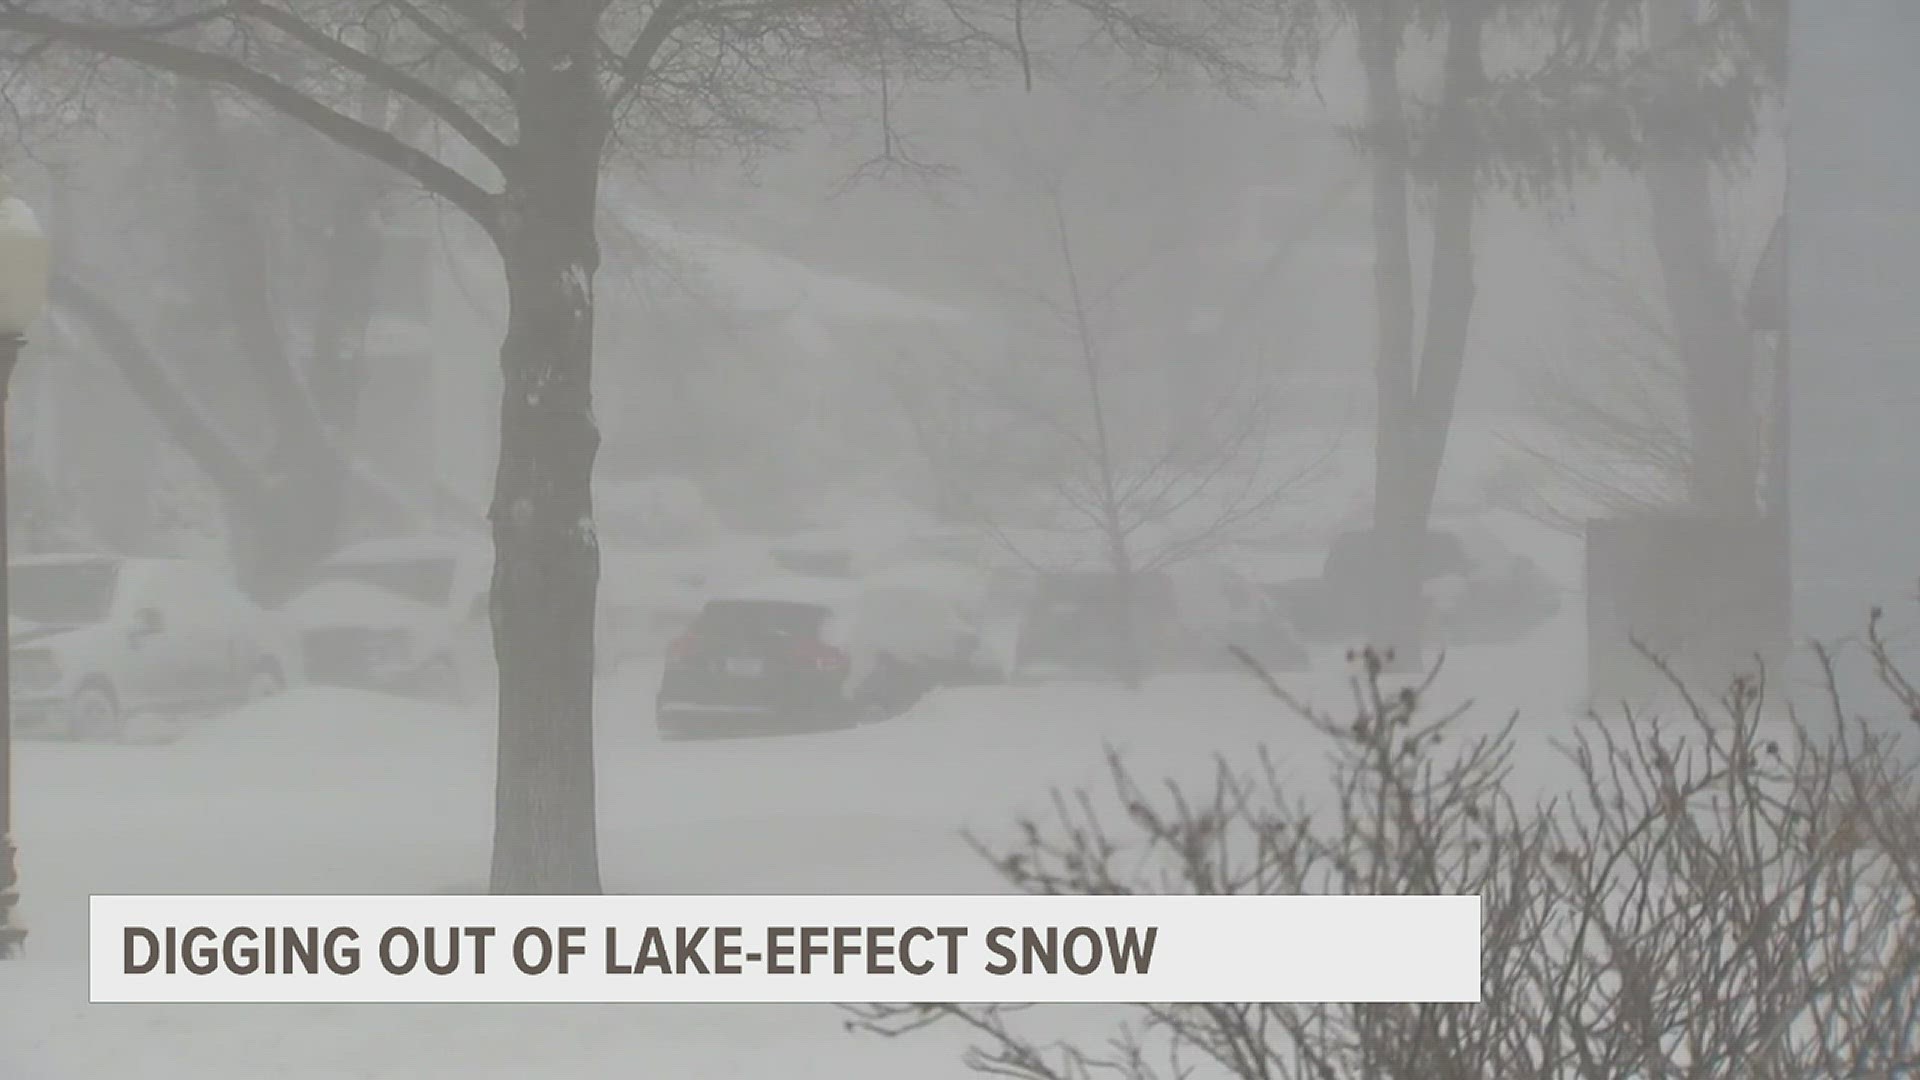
[
  {"x1": 1495, "y1": 222, "x2": 1781, "y2": 536},
  {"x1": 891, "y1": 180, "x2": 1324, "y2": 687},
  {"x1": 16, "y1": 64, "x2": 451, "y2": 591},
  {"x1": 0, "y1": 0, "x2": 1293, "y2": 892},
  {"x1": 1641, "y1": 0, "x2": 1781, "y2": 521},
  {"x1": 1314, "y1": 0, "x2": 1782, "y2": 666},
  {"x1": 850, "y1": 627, "x2": 1920, "y2": 1077}
]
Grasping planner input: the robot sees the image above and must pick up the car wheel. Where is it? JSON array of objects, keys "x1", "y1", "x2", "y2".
[{"x1": 68, "y1": 682, "x2": 123, "y2": 743}]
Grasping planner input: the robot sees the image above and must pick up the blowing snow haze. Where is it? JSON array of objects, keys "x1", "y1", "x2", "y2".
[{"x1": 1, "y1": 1, "x2": 1917, "y2": 1077}]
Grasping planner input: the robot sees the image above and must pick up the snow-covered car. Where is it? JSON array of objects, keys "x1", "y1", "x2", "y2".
[
  {"x1": 1011, "y1": 560, "x2": 1308, "y2": 683},
  {"x1": 8, "y1": 554, "x2": 299, "y2": 740},
  {"x1": 595, "y1": 475, "x2": 728, "y2": 547},
  {"x1": 599, "y1": 539, "x2": 779, "y2": 669},
  {"x1": 765, "y1": 508, "x2": 950, "y2": 580},
  {"x1": 655, "y1": 579, "x2": 856, "y2": 739},
  {"x1": 1268, "y1": 525, "x2": 1559, "y2": 645},
  {"x1": 284, "y1": 538, "x2": 493, "y2": 702},
  {"x1": 1420, "y1": 526, "x2": 1562, "y2": 643},
  {"x1": 593, "y1": 475, "x2": 788, "y2": 668},
  {"x1": 598, "y1": 547, "x2": 708, "y2": 671},
  {"x1": 857, "y1": 561, "x2": 1005, "y2": 686},
  {"x1": 838, "y1": 576, "x2": 1002, "y2": 700},
  {"x1": 654, "y1": 572, "x2": 996, "y2": 737},
  {"x1": 1006, "y1": 553, "x2": 1305, "y2": 680},
  {"x1": 288, "y1": 532, "x2": 769, "y2": 698}
]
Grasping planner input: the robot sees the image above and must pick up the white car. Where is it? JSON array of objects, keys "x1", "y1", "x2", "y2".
[
  {"x1": 284, "y1": 538, "x2": 494, "y2": 701},
  {"x1": 286, "y1": 535, "x2": 716, "y2": 697},
  {"x1": 9, "y1": 554, "x2": 300, "y2": 740},
  {"x1": 857, "y1": 561, "x2": 1006, "y2": 686}
]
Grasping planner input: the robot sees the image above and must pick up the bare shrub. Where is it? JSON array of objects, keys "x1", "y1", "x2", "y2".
[{"x1": 849, "y1": 627, "x2": 1920, "y2": 1078}]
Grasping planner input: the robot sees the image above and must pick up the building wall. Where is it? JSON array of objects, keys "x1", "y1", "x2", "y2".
[{"x1": 1789, "y1": 3, "x2": 1920, "y2": 706}]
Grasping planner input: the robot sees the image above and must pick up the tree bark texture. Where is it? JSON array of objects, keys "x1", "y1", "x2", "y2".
[
  {"x1": 487, "y1": 1, "x2": 610, "y2": 896},
  {"x1": 1645, "y1": 0, "x2": 1761, "y2": 519},
  {"x1": 1362, "y1": 2, "x2": 1485, "y2": 668}
]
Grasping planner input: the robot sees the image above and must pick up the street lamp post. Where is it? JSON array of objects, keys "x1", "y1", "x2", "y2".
[{"x1": 0, "y1": 173, "x2": 51, "y2": 959}]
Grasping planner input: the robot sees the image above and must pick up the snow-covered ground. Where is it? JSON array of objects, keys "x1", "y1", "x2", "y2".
[
  {"x1": 0, "y1": 606, "x2": 1598, "y2": 1080},
  {"x1": 0, "y1": 424, "x2": 1614, "y2": 1078}
]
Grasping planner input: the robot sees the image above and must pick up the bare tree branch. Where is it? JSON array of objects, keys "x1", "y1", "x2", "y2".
[
  {"x1": 232, "y1": 0, "x2": 513, "y2": 169},
  {"x1": 0, "y1": 6, "x2": 500, "y2": 231},
  {"x1": 381, "y1": 0, "x2": 516, "y2": 94},
  {"x1": 49, "y1": 269, "x2": 272, "y2": 505}
]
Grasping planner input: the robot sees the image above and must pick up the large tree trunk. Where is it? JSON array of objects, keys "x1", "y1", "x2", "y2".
[
  {"x1": 305, "y1": 130, "x2": 398, "y2": 434},
  {"x1": 1646, "y1": 168, "x2": 1757, "y2": 518},
  {"x1": 1108, "y1": 543, "x2": 1146, "y2": 690},
  {"x1": 1645, "y1": 1, "x2": 1759, "y2": 518},
  {"x1": 1359, "y1": 7, "x2": 1422, "y2": 666},
  {"x1": 487, "y1": 2, "x2": 610, "y2": 896},
  {"x1": 1362, "y1": 3, "x2": 1485, "y2": 669},
  {"x1": 176, "y1": 80, "x2": 351, "y2": 603},
  {"x1": 1649, "y1": 168, "x2": 1757, "y2": 517},
  {"x1": 1401, "y1": 4, "x2": 1485, "y2": 544}
]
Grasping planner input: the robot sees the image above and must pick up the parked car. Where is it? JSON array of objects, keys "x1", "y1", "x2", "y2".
[
  {"x1": 857, "y1": 561, "x2": 1006, "y2": 687},
  {"x1": 766, "y1": 510, "x2": 939, "y2": 580},
  {"x1": 1421, "y1": 526, "x2": 1562, "y2": 643},
  {"x1": 1268, "y1": 525, "x2": 1559, "y2": 645},
  {"x1": 8, "y1": 554, "x2": 299, "y2": 740},
  {"x1": 283, "y1": 538, "x2": 493, "y2": 701},
  {"x1": 595, "y1": 475, "x2": 727, "y2": 548},
  {"x1": 838, "y1": 576, "x2": 1004, "y2": 702},
  {"x1": 599, "y1": 539, "x2": 780, "y2": 669},
  {"x1": 1011, "y1": 560, "x2": 1308, "y2": 683},
  {"x1": 654, "y1": 572, "x2": 997, "y2": 738},
  {"x1": 599, "y1": 549, "x2": 702, "y2": 672},
  {"x1": 1268, "y1": 529, "x2": 1458, "y2": 641},
  {"x1": 655, "y1": 577, "x2": 856, "y2": 739}
]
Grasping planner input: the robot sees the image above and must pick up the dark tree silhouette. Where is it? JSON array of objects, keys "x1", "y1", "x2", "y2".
[{"x1": 0, "y1": 0, "x2": 1291, "y2": 893}]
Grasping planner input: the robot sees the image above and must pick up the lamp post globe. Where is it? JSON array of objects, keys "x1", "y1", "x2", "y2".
[
  {"x1": 0, "y1": 176, "x2": 48, "y2": 336},
  {"x1": 0, "y1": 171, "x2": 49, "y2": 959}
]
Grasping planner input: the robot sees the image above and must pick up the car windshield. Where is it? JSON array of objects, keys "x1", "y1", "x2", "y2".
[
  {"x1": 9, "y1": 561, "x2": 120, "y2": 627},
  {"x1": 320, "y1": 557, "x2": 458, "y2": 606}
]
